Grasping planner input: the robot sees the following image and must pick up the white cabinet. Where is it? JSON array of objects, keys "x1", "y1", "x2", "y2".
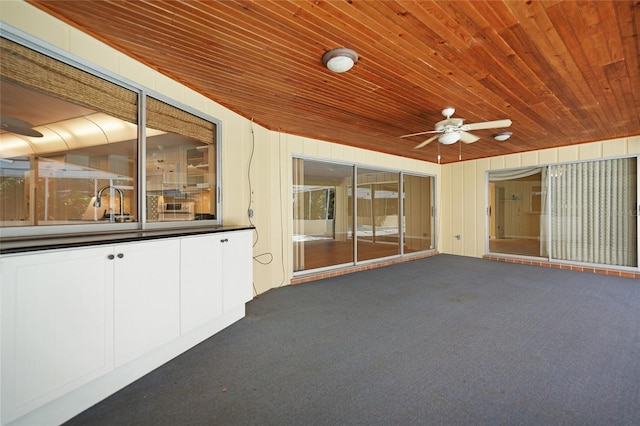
[
  {"x1": 0, "y1": 229, "x2": 251, "y2": 426},
  {"x1": 222, "y1": 230, "x2": 253, "y2": 311},
  {"x1": 0, "y1": 246, "x2": 115, "y2": 424},
  {"x1": 180, "y1": 235, "x2": 223, "y2": 333},
  {"x1": 114, "y1": 239, "x2": 180, "y2": 366},
  {"x1": 180, "y1": 229, "x2": 253, "y2": 334}
]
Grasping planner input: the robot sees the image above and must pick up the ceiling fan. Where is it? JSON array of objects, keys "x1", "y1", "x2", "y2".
[{"x1": 400, "y1": 107, "x2": 512, "y2": 148}]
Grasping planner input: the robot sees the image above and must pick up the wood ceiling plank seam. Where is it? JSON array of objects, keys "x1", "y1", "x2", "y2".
[
  {"x1": 199, "y1": 1, "x2": 336, "y2": 61},
  {"x1": 215, "y1": 2, "x2": 436, "y2": 110},
  {"x1": 61, "y1": 1, "x2": 222, "y2": 54},
  {"x1": 503, "y1": 3, "x2": 596, "y2": 123},
  {"x1": 374, "y1": 1, "x2": 498, "y2": 93},
  {"x1": 545, "y1": 2, "x2": 624, "y2": 133},
  {"x1": 316, "y1": 1, "x2": 485, "y2": 100},
  {"x1": 139, "y1": 0, "x2": 344, "y2": 88},
  {"x1": 138, "y1": 3, "x2": 285, "y2": 58},
  {"x1": 476, "y1": 74, "x2": 559, "y2": 138},
  {"x1": 218, "y1": 1, "x2": 438, "y2": 113},
  {"x1": 286, "y1": 95, "x2": 415, "y2": 132},
  {"x1": 278, "y1": 3, "x2": 478, "y2": 120},
  {"x1": 591, "y1": 0, "x2": 626, "y2": 64},
  {"x1": 98, "y1": 17, "x2": 412, "y2": 120},
  {"x1": 459, "y1": 3, "x2": 561, "y2": 117},
  {"x1": 507, "y1": 2, "x2": 611, "y2": 135},
  {"x1": 464, "y1": 43, "x2": 541, "y2": 108},
  {"x1": 291, "y1": 2, "x2": 446, "y2": 88},
  {"x1": 439, "y1": 0, "x2": 496, "y2": 46},
  {"x1": 611, "y1": 0, "x2": 640, "y2": 128},
  {"x1": 316, "y1": 3, "x2": 524, "y2": 126},
  {"x1": 178, "y1": 62, "x2": 421, "y2": 128},
  {"x1": 282, "y1": 101, "x2": 403, "y2": 133},
  {"x1": 30, "y1": 2, "x2": 256, "y2": 78},
  {"x1": 503, "y1": 24, "x2": 592, "y2": 137},
  {"x1": 29, "y1": 2, "x2": 220, "y2": 89},
  {"x1": 265, "y1": 0, "x2": 384, "y2": 56},
  {"x1": 407, "y1": 1, "x2": 481, "y2": 54},
  {"x1": 603, "y1": 60, "x2": 638, "y2": 135},
  {"x1": 499, "y1": 21, "x2": 595, "y2": 138},
  {"x1": 469, "y1": 1, "x2": 520, "y2": 33},
  {"x1": 173, "y1": 1, "x2": 281, "y2": 50},
  {"x1": 415, "y1": 0, "x2": 518, "y2": 100},
  {"x1": 344, "y1": 1, "x2": 517, "y2": 122}
]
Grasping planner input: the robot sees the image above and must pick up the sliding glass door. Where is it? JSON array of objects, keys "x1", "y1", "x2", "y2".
[
  {"x1": 293, "y1": 159, "x2": 354, "y2": 272},
  {"x1": 356, "y1": 168, "x2": 400, "y2": 262},
  {"x1": 488, "y1": 168, "x2": 543, "y2": 257},
  {"x1": 488, "y1": 157, "x2": 638, "y2": 268},
  {"x1": 293, "y1": 158, "x2": 435, "y2": 273},
  {"x1": 546, "y1": 158, "x2": 637, "y2": 267}
]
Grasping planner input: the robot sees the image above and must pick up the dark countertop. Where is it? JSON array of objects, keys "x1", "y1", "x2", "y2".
[{"x1": 0, "y1": 225, "x2": 254, "y2": 255}]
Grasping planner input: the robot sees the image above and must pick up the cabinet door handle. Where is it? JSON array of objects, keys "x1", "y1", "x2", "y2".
[
  {"x1": 107, "y1": 254, "x2": 115, "y2": 260},
  {"x1": 117, "y1": 253, "x2": 124, "y2": 259},
  {"x1": 220, "y1": 238, "x2": 228, "y2": 243}
]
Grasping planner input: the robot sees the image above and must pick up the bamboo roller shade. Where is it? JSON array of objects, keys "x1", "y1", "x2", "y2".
[
  {"x1": 146, "y1": 97, "x2": 215, "y2": 145},
  {"x1": 0, "y1": 37, "x2": 137, "y2": 124},
  {"x1": 1, "y1": 37, "x2": 215, "y2": 145}
]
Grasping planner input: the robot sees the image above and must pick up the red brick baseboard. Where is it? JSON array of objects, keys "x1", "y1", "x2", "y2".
[
  {"x1": 291, "y1": 251, "x2": 439, "y2": 285},
  {"x1": 483, "y1": 255, "x2": 640, "y2": 280}
]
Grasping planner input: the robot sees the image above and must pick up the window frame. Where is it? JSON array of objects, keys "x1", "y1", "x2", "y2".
[{"x1": 0, "y1": 25, "x2": 222, "y2": 238}]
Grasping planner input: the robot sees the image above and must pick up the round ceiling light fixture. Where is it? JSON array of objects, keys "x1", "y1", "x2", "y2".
[
  {"x1": 438, "y1": 132, "x2": 461, "y2": 145},
  {"x1": 322, "y1": 48, "x2": 358, "y2": 73},
  {"x1": 493, "y1": 131, "x2": 513, "y2": 141}
]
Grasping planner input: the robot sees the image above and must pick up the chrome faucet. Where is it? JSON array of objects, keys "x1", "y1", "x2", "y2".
[{"x1": 94, "y1": 185, "x2": 124, "y2": 222}]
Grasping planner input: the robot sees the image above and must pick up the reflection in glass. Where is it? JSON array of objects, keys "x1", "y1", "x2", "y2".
[
  {"x1": 356, "y1": 168, "x2": 400, "y2": 261},
  {"x1": 0, "y1": 81, "x2": 138, "y2": 227},
  {"x1": 145, "y1": 97, "x2": 217, "y2": 222},
  {"x1": 292, "y1": 159, "x2": 354, "y2": 272},
  {"x1": 403, "y1": 174, "x2": 434, "y2": 253}
]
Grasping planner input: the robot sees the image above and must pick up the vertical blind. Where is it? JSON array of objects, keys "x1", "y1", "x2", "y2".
[{"x1": 549, "y1": 158, "x2": 637, "y2": 267}]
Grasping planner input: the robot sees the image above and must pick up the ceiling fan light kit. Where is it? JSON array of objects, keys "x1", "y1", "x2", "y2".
[
  {"x1": 400, "y1": 107, "x2": 513, "y2": 149},
  {"x1": 322, "y1": 48, "x2": 358, "y2": 73},
  {"x1": 438, "y1": 132, "x2": 461, "y2": 145}
]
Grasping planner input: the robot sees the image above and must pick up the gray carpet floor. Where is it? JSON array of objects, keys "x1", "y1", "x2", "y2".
[{"x1": 67, "y1": 255, "x2": 640, "y2": 425}]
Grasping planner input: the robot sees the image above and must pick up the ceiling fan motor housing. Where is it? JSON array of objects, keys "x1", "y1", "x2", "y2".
[{"x1": 435, "y1": 118, "x2": 464, "y2": 132}]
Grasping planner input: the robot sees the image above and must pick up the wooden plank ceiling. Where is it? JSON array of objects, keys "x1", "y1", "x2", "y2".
[{"x1": 28, "y1": 0, "x2": 640, "y2": 164}]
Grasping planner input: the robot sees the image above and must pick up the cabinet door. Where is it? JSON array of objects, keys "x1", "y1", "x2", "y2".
[
  {"x1": 180, "y1": 234, "x2": 223, "y2": 334},
  {"x1": 1, "y1": 246, "x2": 114, "y2": 423},
  {"x1": 222, "y1": 230, "x2": 253, "y2": 312},
  {"x1": 114, "y1": 239, "x2": 180, "y2": 366}
]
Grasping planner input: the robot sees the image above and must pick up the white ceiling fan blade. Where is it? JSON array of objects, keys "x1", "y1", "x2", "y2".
[
  {"x1": 414, "y1": 134, "x2": 439, "y2": 149},
  {"x1": 465, "y1": 119, "x2": 512, "y2": 131},
  {"x1": 400, "y1": 130, "x2": 439, "y2": 138},
  {"x1": 460, "y1": 131, "x2": 480, "y2": 144}
]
